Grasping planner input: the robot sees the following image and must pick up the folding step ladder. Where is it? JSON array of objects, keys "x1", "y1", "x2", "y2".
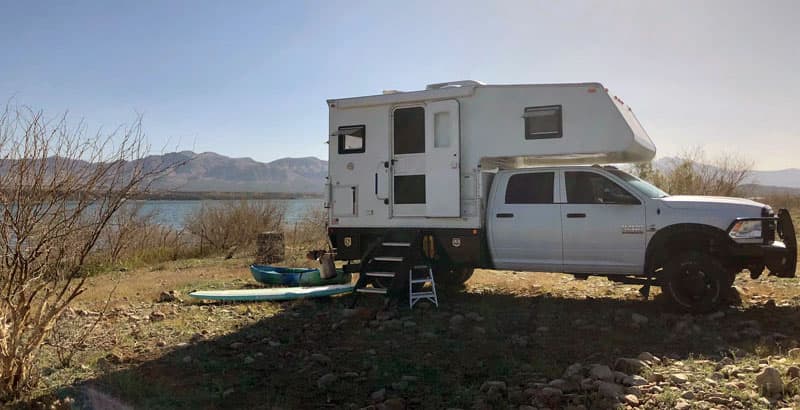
[{"x1": 409, "y1": 264, "x2": 438, "y2": 308}]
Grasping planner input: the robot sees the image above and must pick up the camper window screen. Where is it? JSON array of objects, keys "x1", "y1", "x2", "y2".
[
  {"x1": 393, "y1": 107, "x2": 425, "y2": 154},
  {"x1": 337, "y1": 125, "x2": 365, "y2": 154},
  {"x1": 523, "y1": 105, "x2": 562, "y2": 139}
]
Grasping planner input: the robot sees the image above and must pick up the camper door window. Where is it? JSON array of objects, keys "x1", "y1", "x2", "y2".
[
  {"x1": 337, "y1": 125, "x2": 365, "y2": 154},
  {"x1": 523, "y1": 105, "x2": 562, "y2": 139},
  {"x1": 393, "y1": 107, "x2": 425, "y2": 154}
]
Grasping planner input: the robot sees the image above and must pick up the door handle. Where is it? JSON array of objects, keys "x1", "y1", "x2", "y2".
[
  {"x1": 566, "y1": 213, "x2": 586, "y2": 218},
  {"x1": 496, "y1": 213, "x2": 514, "y2": 218}
]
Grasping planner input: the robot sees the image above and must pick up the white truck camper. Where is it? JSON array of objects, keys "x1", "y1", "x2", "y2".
[{"x1": 326, "y1": 81, "x2": 796, "y2": 312}]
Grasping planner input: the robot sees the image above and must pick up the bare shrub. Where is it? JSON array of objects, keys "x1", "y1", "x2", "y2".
[
  {"x1": 95, "y1": 201, "x2": 199, "y2": 267},
  {"x1": 0, "y1": 106, "x2": 176, "y2": 400},
  {"x1": 184, "y1": 200, "x2": 286, "y2": 255},
  {"x1": 632, "y1": 148, "x2": 753, "y2": 196},
  {"x1": 284, "y1": 206, "x2": 329, "y2": 266}
]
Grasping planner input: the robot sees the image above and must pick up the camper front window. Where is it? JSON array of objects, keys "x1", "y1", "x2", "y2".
[
  {"x1": 337, "y1": 125, "x2": 365, "y2": 154},
  {"x1": 523, "y1": 105, "x2": 562, "y2": 139}
]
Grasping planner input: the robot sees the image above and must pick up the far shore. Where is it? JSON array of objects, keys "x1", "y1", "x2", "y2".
[{"x1": 130, "y1": 191, "x2": 323, "y2": 201}]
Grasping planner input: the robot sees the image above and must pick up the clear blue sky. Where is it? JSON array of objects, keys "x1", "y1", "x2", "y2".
[{"x1": 1, "y1": 0, "x2": 798, "y2": 169}]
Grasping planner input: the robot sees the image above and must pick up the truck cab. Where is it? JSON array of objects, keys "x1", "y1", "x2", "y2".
[{"x1": 487, "y1": 165, "x2": 796, "y2": 311}]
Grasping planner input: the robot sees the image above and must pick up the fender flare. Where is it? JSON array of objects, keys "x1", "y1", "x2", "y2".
[{"x1": 645, "y1": 223, "x2": 732, "y2": 274}]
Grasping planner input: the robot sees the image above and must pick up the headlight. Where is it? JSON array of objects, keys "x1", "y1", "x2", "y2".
[{"x1": 729, "y1": 220, "x2": 762, "y2": 242}]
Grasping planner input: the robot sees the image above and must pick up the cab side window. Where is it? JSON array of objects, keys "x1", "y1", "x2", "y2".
[
  {"x1": 505, "y1": 172, "x2": 555, "y2": 204},
  {"x1": 565, "y1": 172, "x2": 639, "y2": 205}
]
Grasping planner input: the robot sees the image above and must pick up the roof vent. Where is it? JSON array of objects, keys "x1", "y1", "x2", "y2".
[
  {"x1": 382, "y1": 89, "x2": 401, "y2": 95},
  {"x1": 425, "y1": 80, "x2": 486, "y2": 90}
]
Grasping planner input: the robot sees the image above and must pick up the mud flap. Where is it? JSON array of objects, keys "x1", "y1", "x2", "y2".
[{"x1": 769, "y1": 209, "x2": 797, "y2": 277}]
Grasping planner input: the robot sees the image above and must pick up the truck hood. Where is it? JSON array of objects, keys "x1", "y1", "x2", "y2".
[{"x1": 659, "y1": 195, "x2": 766, "y2": 211}]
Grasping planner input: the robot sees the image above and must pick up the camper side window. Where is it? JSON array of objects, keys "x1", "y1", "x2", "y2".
[
  {"x1": 337, "y1": 125, "x2": 365, "y2": 154},
  {"x1": 523, "y1": 105, "x2": 562, "y2": 139},
  {"x1": 505, "y1": 172, "x2": 555, "y2": 204}
]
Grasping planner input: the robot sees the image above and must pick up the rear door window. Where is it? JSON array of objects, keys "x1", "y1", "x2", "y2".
[{"x1": 505, "y1": 172, "x2": 555, "y2": 204}]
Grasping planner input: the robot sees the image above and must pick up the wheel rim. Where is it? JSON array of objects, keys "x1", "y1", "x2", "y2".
[{"x1": 672, "y1": 261, "x2": 720, "y2": 307}]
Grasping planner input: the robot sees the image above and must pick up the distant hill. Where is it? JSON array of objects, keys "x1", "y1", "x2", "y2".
[
  {"x1": 143, "y1": 151, "x2": 327, "y2": 194},
  {"x1": 653, "y1": 157, "x2": 800, "y2": 189}
]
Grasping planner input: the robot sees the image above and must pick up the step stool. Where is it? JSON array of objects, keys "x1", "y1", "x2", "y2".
[{"x1": 409, "y1": 264, "x2": 438, "y2": 308}]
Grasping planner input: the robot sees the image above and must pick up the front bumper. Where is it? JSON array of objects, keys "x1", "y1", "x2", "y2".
[{"x1": 729, "y1": 209, "x2": 797, "y2": 277}]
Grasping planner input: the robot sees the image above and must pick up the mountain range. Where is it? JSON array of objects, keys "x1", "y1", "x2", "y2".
[
  {"x1": 146, "y1": 152, "x2": 798, "y2": 194},
  {"x1": 144, "y1": 151, "x2": 327, "y2": 194}
]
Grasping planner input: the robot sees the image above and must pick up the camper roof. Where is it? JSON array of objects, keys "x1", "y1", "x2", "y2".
[{"x1": 327, "y1": 81, "x2": 605, "y2": 109}]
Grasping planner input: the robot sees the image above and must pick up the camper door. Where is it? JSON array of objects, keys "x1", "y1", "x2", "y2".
[{"x1": 391, "y1": 100, "x2": 460, "y2": 217}]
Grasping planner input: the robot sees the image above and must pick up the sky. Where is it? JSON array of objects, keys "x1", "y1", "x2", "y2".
[{"x1": 1, "y1": 0, "x2": 798, "y2": 170}]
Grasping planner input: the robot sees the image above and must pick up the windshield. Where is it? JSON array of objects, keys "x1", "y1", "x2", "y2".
[{"x1": 608, "y1": 169, "x2": 669, "y2": 198}]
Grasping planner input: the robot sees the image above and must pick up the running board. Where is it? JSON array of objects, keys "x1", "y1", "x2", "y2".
[
  {"x1": 365, "y1": 272, "x2": 395, "y2": 278},
  {"x1": 356, "y1": 288, "x2": 388, "y2": 294},
  {"x1": 373, "y1": 256, "x2": 404, "y2": 262},
  {"x1": 382, "y1": 242, "x2": 411, "y2": 247}
]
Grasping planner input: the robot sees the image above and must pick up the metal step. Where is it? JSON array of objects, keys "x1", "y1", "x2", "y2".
[
  {"x1": 412, "y1": 265, "x2": 430, "y2": 270},
  {"x1": 382, "y1": 242, "x2": 411, "y2": 247},
  {"x1": 410, "y1": 278, "x2": 431, "y2": 284},
  {"x1": 365, "y1": 272, "x2": 395, "y2": 278},
  {"x1": 356, "y1": 288, "x2": 388, "y2": 294},
  {"x1": 373, "y1": 256, "x2": 404, "y2": 262},
  {"x1": 410, "y1": 291, "x2": 436, "y2": 298}
]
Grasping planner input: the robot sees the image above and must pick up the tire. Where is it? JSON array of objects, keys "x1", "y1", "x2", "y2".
[
  {"x1": 434, "y1": 264, "x2": 475, "y2": 288},
  {"x1": 662, "y1": 251, "x2": 726, "y2": 313}
]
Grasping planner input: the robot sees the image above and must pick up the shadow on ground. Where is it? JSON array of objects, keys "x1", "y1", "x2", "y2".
[{"x1": 55, "y1": 288, "x2": 800, "y2": 409}]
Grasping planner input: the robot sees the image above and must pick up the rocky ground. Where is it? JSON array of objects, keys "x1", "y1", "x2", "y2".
[{"x1": 16, "y1": 257, "x2": 800, "y2": 409}]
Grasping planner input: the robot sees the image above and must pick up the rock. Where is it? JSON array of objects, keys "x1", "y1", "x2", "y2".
[
  {"x1": 669, "y1": 373, "x2": 689, "y2": 385},
  {"x1": 674, "y1": 399, "x2": 691, "y2": 410},
  {"x1": 376, "y1": 310, "x2": 394, "y2": 321},
  {"x1": 637, "y1": 352, "x2": 660, "y2": 365},
  {"x1": 449, "y1": 314, "x2": 465, "y2": 328},
  {"x1": 479, "y1": 380, "x2": 506, "y2": 393},
  {"x1": 622, "y1": 375, "x2": 648, "y2": 386},
  {"x1": 311, "y1": 353, "x2": 331, "y2": 365},
  {"x1": 548, "y1": 378, "x2": 577, "y2": 392},
  {"x1": 589, "y1": 365, "x2": 615, "y2": 381},
  {"x1": 243, "y1": 356, "x2": 255, "y2": 364},
  {"x1": 631, "y1": 313, "x2": 649, "y2": 326},
  {"x1": 401, "y1": 375, "x2": 418, "y2": 382},
  {"x1": 149, "y1": 310, "x2": 166, "y2": 321},
  {"x1": 403, "y1": 321, "x2": 416, "y2": 328},
  {"x1": 155, "y1": 340, "x2": 167, "y2": 347},
  {"x1": 614, "y1": 358, "x2": 649, "y2": 375},
  {"x1": 182, "y1": 355, "x2": 192, "y2": 364},
  {"x1": 391, "y1": 380, "x2": 408, "y2": 391},
  {"x1": 786, "y1": 366, "x2": 800, "y2": 379},
  {"x1": 472, "y1": 326, "x2": 486, "y2": 335},
  {"x1": 563, "y1": 363, "x2": 584, "y2": 379},
  {"x1": 158, "y1": 290, "x2": 181, "y2": 303},
  {"x1": 222, "y1": 388, "x2": 235, "y2": 398},
  {"x1": 596, "y1": 381, "x2": 624, "y2": 399},
  {"x1": 622, "y1": 394, "x2": 639, "y2": 405},
  {"x1": 341, "y1": 308, "x2": 357, "y2": 318},
  {"x1": 681, "y1": 391, "x2": 695, "y2": 400},
  {"x1": 316, "y1": 373, "x2": 338, "y2": 390},
  {"x1": 382, "y1": 398, "x2": 405, "y2": 410},
  {"x1": 788, "y1": 347, "x2": 800, "y2": 360},
  {"x1": 370, "y1": 388, "x2": 386, "y2": 402},
  {"x1": 465, "y1": 312, "x2": 484, "y2": 322},
  {"x1": 755, "y1": 366, "x2": 783, "y2": 396},
  {"x1": 230, "y1": 342, "x2": 245, "y2": 349},
  {"x1": 536, "y1": 387, "x2": 563, "y2": 405},
  {"x1": 706, "y1": 310, "x2": 725, "y2": 320}
]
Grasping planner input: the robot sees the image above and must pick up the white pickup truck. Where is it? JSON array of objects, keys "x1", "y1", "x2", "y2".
[{"x1": 331, "y1": 165, "x2": 797, "y2": 312}]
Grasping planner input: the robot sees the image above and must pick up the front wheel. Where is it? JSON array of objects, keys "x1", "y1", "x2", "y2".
[{"x1": 662, "y1": 251, "x2": 726, "y2": 313}]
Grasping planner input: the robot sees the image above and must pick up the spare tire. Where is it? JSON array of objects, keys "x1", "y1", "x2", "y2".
[
  {"x1": 662, "y1": 251, "x2": 725, "y2": 313},
  {"x1": 434, "y1": 264, "x2": 475, "y2": 288}
]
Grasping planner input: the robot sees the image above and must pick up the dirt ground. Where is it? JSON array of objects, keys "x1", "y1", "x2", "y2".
[{"x1": 17, "y1": 257, "x2": 800, "y2": 410}]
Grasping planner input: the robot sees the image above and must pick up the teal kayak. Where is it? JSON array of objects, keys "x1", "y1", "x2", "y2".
[
  {"x1": 250, "y1": 265, "x2": 351, "y2": 286},
  {"x1": 189, "y1": 284, "x2": 355, "y2": 301}
]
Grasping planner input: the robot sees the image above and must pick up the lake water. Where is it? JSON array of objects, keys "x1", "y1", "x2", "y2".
[{"x1": 134, "y1": 198, "x2": 324, "y2": 229}]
